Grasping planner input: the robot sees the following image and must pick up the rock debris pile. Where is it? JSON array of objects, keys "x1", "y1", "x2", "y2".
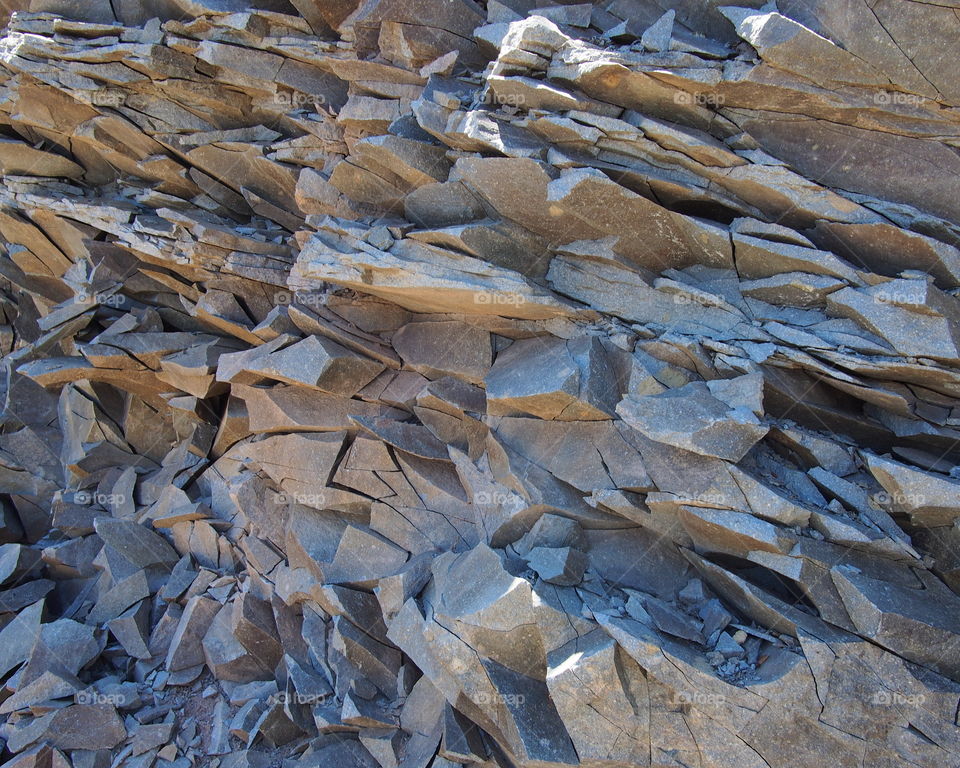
[{"x1": 0, "y1": 0, "x2": 959, "y2": 766}]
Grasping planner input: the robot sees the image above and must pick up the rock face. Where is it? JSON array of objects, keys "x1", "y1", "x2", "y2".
[{"x1": 0, "y1": 3, "x2": 960, "y2": 768}]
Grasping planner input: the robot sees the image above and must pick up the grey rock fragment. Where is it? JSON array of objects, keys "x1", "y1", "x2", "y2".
[
  {"x1": 862, "y1": 452, "x2": 960, "y2": 528},
  {"x1": 244, "y1": 335, "x2": 386, "y2": 395},
  {"x1": 486, "y1": 336, "x2": 620, "y2": 420},
  {"x1": 166, "y1": 596, "x2": 220, "y2": 672},
  {"x1": 832, "y1": 567, "x2": 960, "y2": 680},
  {"x1": 641, "y1": 10, "x2": 674, "y2": 52},
  {"x1": 392, "y1": 321, "x2": 492, "y2": 385},
  {"x1": 618, "y1": 376, "x2": 768, "y2": 462},
  {"x1": 525, "y1": 546, "x2": 587, "y2": 586}
]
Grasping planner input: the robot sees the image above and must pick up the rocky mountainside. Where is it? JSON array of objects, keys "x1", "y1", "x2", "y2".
[{"x1": 0, "y1": 0, "x2": 959, "y2": 766}]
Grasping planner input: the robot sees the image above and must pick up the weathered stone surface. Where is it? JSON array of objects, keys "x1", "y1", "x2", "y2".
[
  {"x1": 545, "y1": 630, "x2": 649, "y2": 766},
  {"x1": 525, "y1": 546, "x2": 587, "y2": 586},
  {"x1": 226, "y1": 335, "x2": 386, "y2": 395},
  {"x1": 93, "y1": 518, "x2": 180, "y2": 571},
  {"x1": 107, "y1": 599, "x2": 152, "y2": 660},
  {"x1": 292, "y1": 233, "x2": 577, "y2": 320},
  {"x1": 236, "y1": 384, "x2": 404, "y2": 433},
  {"x1": 25, "y1": 704, "x2": 126, "y2": 750},
  {"x1": 721, "y1": 8, "x2": 889, "y2": 88},
  {"x1": 203, "y1": 601, "x2": 271, "y2": 682},
  {"x1": 392, "y1": 321, "x2": 492, "y2": 385},
  {"x1": 486, "y1": 336, "x2": 619, "y2": 421},
  {"x1": 166, "y1": 596, "x2": 221, "y2": 672},
  {"x1": 236, "y1": 431, "x2": 346, "y2": 500},
  {"x1": 827, "y1": 281, "x2": 960, "y2": 362},
  {"x1": 862, "y1": 452, "x2": 960, "y2": 528},
  {"x1": 0, "y1": 544, "x2": 41, "y2": 586},
  {"x1": 491, "y1": 417, "x2": 652, "y2": 492},
  {"x1": 832, "y1": 566, "x2": 960, "y2": 680},
  {"x1": 618, "y1": 376, "x2": 768, "y2": 462},
  {"x1": 3, "y1": 4, "x2": 960, "y2": 767}
]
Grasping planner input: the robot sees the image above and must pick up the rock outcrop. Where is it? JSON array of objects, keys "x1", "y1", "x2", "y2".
[{"x1": 0, "y1": 1, "x2": 959, "y2": 767}]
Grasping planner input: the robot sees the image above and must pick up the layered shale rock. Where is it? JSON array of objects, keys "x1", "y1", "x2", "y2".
[{"x1": 0, "y1": 1, "x2": 959, "y2": 767}]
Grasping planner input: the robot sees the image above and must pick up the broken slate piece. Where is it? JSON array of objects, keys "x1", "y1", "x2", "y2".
[{"x1": 526, "y1": 546, "x2": 587, "y2": 586}]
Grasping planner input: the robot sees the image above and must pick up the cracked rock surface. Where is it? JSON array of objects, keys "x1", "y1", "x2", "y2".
[{"x1": 0, "y1": 1, "x2": 959, "y2": 767}]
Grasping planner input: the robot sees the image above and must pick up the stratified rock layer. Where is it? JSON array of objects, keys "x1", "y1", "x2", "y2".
[{"x1": 0, "y1": 2, "x2": 959, "y2": 768}]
